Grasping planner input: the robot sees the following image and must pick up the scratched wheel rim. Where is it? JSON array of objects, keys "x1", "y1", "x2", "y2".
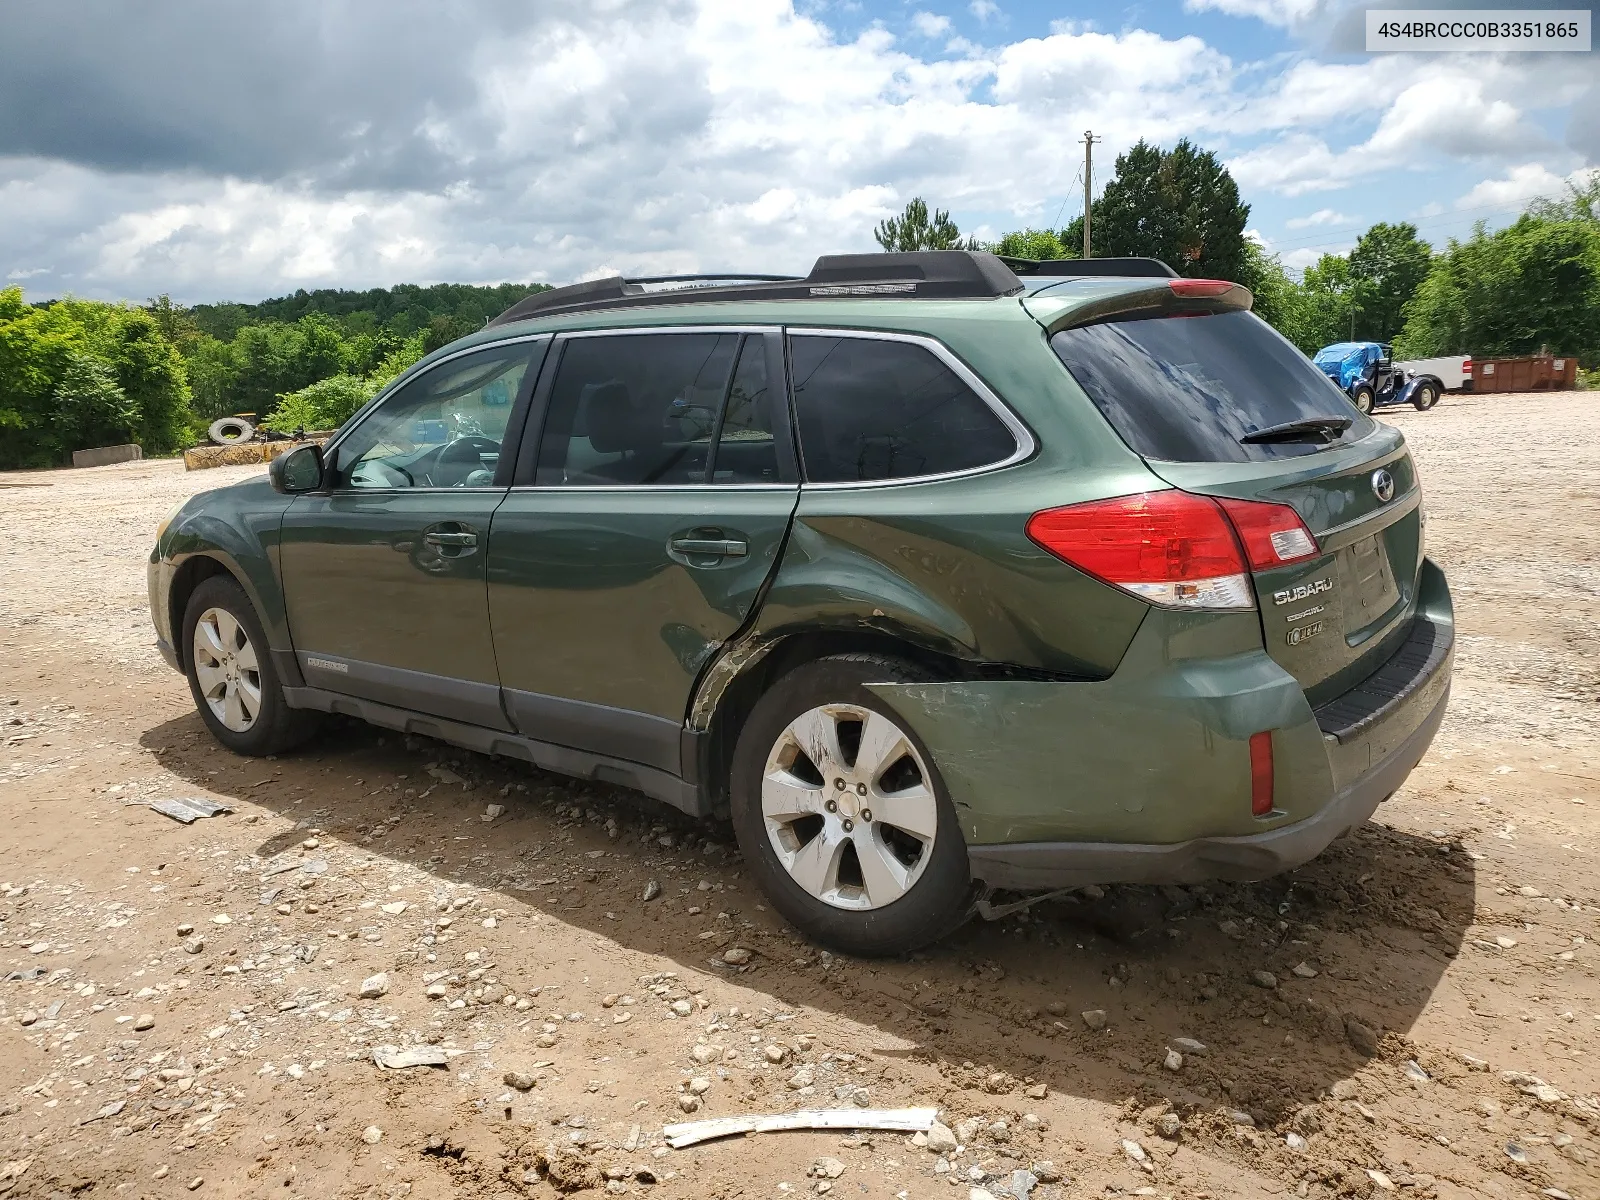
[
  {"x1": 760, "y1": 703, "x2": 937, "y2": 911},
  {"x1": 191, "y1": 607, "x2": 262, "y2": 732}
]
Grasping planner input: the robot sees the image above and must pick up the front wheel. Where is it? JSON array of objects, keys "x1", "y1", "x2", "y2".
[
  {"x1": 182, "y1": 575, "x2": 318, "y2": 756},
  {"x1": 1413, "y1": 383, "x2": 1438, "y2": 411},
  {"x1": 729, "y1": 654, "x2": 973, "y2": 957},
  {"x1": 1351, "y1": 386, "x2": 1375, "y2": 414}
]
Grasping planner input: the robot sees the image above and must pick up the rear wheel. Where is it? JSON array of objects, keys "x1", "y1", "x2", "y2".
[
  {"x1": 1351, "y1": 386, "x2": 1375, "y2": 414},
  {"x1": 729, "y1": 654, "x2": 972, "y2": 956},
  {"x1": 1412, "y1": 383, "x2": 1438, "y2": 411},
  {"x1": 182, "y1": 575, "x2": 318, "y2": 756}
]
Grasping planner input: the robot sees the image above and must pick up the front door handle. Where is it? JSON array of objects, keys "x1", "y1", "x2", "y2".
[
  {"x1": 424, "y1": 530, "x2": 478, "y2": 548},
  {"x1": 668, "y1": 537, "x2": 747, "y2": 558}
]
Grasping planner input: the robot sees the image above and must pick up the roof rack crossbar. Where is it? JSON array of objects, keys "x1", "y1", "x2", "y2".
[{"x1": 486, "y1": 250, "x2": 1026, "y2": 326}]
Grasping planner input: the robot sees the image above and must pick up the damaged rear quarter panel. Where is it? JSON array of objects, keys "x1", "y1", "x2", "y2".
[{"x1": 867, "y1": 608, "x2": 1332, "y2": 847}]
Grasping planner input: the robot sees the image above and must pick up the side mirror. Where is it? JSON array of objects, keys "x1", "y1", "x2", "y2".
[{"x1": 269, "y1": 443, "x2": 325, "y2": 494}]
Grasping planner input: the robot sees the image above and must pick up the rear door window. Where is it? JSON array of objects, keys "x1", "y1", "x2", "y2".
[
  {"x1": 788, "y1": 334, "x2": 1019, "y2": 483},
  {"x1": 1050, "y1": 310, "x2": 1375, "y2": 463},
  {"x1": 536, "y1": 332, "x2": 765, "y2": 485}
]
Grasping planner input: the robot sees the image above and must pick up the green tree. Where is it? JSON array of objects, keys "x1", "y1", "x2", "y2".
[
  {"x1": 1346, "y1": 222, "x2": 1432, "y2": 341},
  {"x1": 1395, "y1": 215, "x2": 1600, "y2": 361},
  {"x1": 422, "y1": 314, "x2": 476, "y2": 354},
  {"x1": 51, "y1": 352, "x2": 134, "y2": 455},
  {"x1": 261, "y1": 374, "x2": 376, "y2": 434},
  {"x1": 100, "y1": 307, "x2": 193, "y2": 451},
  {"x1": 1527, "y1": 168, "x2": 1600, "y2": 223},
  {"x1": 874, "y1": 198, "x2": 964, "y2": 252},
  {"x1": 990, "y1": 228, "x2": 1073, "y2": 260},
  {"x1": 1088, "y1": 139, "x2": 1251, "y2": 280},
  {"x1": 1238, "y1": 239, "x2": 1312, "y2": 351}
]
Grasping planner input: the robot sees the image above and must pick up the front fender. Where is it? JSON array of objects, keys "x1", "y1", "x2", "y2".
[{"x1": 158, "y1": 479, "x2": 295, "y2": 655}]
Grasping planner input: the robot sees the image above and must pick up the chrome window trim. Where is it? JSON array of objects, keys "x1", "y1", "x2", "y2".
[
  {"x1": 319, "y1": 333, "x2": 551, "y2": 492},
  {"x1": 505, "y1": 483, "x2": 795, "y2": 494},
  {"x1": 552, "y1": 324, "x2": 777, "y2": 339},
  {"x1": 785, "y1": 327, "x2": 1037, "y2": 489}
]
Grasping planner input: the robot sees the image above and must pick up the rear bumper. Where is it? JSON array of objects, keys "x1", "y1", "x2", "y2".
[
  {"x1": 966, "y1": 681, "x2": 1447, "y2": 891},
  {"x1": 870, "y1": 558, "x2": 1454, "y2": 891}
]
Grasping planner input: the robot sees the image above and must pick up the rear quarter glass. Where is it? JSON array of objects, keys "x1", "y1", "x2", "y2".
[{"x1": 1050, "y1": 310, "x2": 1376, "y2": 463}]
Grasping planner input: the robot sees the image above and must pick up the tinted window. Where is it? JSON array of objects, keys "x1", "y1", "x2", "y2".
[
  {"x1": 789, "y1": 335, "x2": 1017, "y2": 483},
  {"x1": 337, "y1": 342, "x2": 533, "y2": 489},
  {"x1": 537, "y1": 333, "x2": 739, "y2": 485},
  {"x1": 709, "y1": 337, "x2": 780, "y2": 484},
  {"x1": 1050, "y1": 310, "x2": 1375, "y2": 463}
]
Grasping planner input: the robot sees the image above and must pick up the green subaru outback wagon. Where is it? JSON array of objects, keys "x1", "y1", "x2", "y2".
[{"x1": 150, "y1": 251, "x2": 1452, "y2": 955}]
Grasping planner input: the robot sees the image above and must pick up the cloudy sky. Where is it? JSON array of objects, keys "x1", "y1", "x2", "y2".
[{"x1": 2, "y1": 0, "x2": 1595, "y2": 303}]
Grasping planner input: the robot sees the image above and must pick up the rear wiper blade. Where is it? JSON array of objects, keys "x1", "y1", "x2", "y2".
[{"x1": 1239, "y1": 416, "x2": 1353, "y2": 445}]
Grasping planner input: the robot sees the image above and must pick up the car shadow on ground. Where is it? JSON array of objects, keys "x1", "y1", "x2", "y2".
[{"x1": 140, "y1": 710, "x2": 1473, "y2": 1134}]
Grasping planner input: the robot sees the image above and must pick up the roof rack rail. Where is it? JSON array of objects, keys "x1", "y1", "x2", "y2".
[
  {"x1": 1000, "y1": 256, "x2": 1178, "y2": 279},
  {"x1": 487, "y1": 251, "x2": 1025, "y2": 326}
]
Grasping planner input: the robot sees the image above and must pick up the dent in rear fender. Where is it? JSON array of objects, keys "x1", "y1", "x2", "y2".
[
  {"x1": 867, "y1": 608, "x2": 1332, "y2": 847},
  {"x1": 751, "y1": 506, "x2": 1148, "y2": 679}
]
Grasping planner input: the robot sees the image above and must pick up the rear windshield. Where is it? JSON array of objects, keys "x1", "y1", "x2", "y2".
[{"x1": 1051, "y1": 310, "x2": 1374, "y2": 462}]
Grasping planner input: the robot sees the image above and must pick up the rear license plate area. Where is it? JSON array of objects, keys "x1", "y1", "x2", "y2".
[{"x1": 1340, "y1": 533, "x2": 1401, "y2": 639}]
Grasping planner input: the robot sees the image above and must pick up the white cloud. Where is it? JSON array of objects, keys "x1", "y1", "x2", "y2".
[
  {"x1": 1365, "y1": 75, "x2": 1539, "y2": 158},
  {"x1": 1182, "y1": 0, "x2": 1323, "y2": 28},
  {"x1": 0, "y1": 0, "x2": 1591, "y2": 303},
  {"x1": 911, "y1": 11, "x2": 952, "y2": 37},
  {"x1": 1285, "y1": 208, "x2": 1352, "y2": 228},
  {"x1": 969, "y1": 0, "x2": 1000, "y2": 20},
  {"x1": 1283, "y1": 244, "x2": 1347, "y2": 272},
  {"x1": 1454, "y1": 163, "x2": 1591, "y2": 211}
]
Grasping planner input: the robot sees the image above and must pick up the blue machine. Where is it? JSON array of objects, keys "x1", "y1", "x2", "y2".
[{"x1": 1313, "y1": 341, "x2": 1443, "y2": 413}]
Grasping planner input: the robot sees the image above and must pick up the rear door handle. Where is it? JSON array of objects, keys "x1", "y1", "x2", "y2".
[
  {"x1": 424, "y1": 530, "x2": 478, "y2": 548},
  {"x1": 669, "y1": 537, "x2": 747, "y2": 558}
]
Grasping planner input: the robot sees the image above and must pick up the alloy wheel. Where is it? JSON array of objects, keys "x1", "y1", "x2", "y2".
[
  {"x1": 192, "y1": 607, "x2": 262, "y2": 732},
  {"x1": 760, "y1": 703, "x2": 938, "y2": 911}
]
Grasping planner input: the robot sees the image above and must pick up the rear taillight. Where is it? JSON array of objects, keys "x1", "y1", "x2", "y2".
[
  {"x1": 1025, "y1": 491, "x2": 1253, "y2": 610},
  {"x1": 1168, "y1": 278, "x2": 1234, "y2": 298},
  {"x1": 1462, "y1": 357, "x2": 1473, "y2": 376},
  {"x1": 1027, "y1": 491, "x2": 1324, "y2": 610},
  {"x1": 1216, "y1": 497, "x2": 1320, "y2": 569},
  {"x1": 1249, "y1": 731, "x2": 1274, "y2": 816}
]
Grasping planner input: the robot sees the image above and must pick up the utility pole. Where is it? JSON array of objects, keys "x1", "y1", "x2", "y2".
[{"x1": 1081, "y1": 130, "x2": 1100, "y2": 259}]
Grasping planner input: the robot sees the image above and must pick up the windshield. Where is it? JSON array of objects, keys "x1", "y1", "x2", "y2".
[{"x1": 1050, "y1": 310, "x2": 1375, "y2": 463}]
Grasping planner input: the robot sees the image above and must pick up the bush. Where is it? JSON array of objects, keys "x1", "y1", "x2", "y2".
[
  {"x1": 0, "y1": 288, "x2": 194, "y2": 468},
  {"x1": 261, "y1": 373, "x2": 377, "y2": 434}
]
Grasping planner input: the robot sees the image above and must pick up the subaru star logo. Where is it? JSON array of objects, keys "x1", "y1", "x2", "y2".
[{"x1": 1371, "y1": 469, "x2": 1395, "y2": 503}]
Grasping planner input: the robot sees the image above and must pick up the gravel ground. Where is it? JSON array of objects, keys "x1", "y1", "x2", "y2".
[{"x1": 0, "y1": 390, "x2": 1595, "y2": 1200}]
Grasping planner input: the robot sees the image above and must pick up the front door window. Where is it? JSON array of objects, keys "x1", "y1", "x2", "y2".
[{"x1": 337, "y1": 342, "x2": 532, "y2": 489}]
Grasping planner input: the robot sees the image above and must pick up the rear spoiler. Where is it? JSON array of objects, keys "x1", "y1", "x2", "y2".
[{"x1": 1036, "y1": 277, "x2": 1254, "y2": 335}]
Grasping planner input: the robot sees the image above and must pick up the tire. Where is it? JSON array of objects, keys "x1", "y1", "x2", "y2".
[
  {"x1": 207, "y1": 417, "x2": 255, "y2": 446},
  {"x1": 729, "y1": 654, "x2": 973, "y2": 956},
  {"x1": 182, "y1": 575, "x2": 318, "y2": 756},
  {"x1": 1412, "y1": 383, "x2": 1438, "y2": 411},
  {"x1": 1351, "y1": 386, "x2": 1375, "y2": 414}
]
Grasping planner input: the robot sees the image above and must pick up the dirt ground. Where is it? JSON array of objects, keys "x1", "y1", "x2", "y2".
[{"x1": 0, "y1": 389, "x2": 1595, "y2": 1200}]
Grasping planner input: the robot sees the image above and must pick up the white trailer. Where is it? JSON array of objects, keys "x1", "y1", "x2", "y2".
[{"x1": 1395, "y1": 354, "x2": 1472, "y2": 391}]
